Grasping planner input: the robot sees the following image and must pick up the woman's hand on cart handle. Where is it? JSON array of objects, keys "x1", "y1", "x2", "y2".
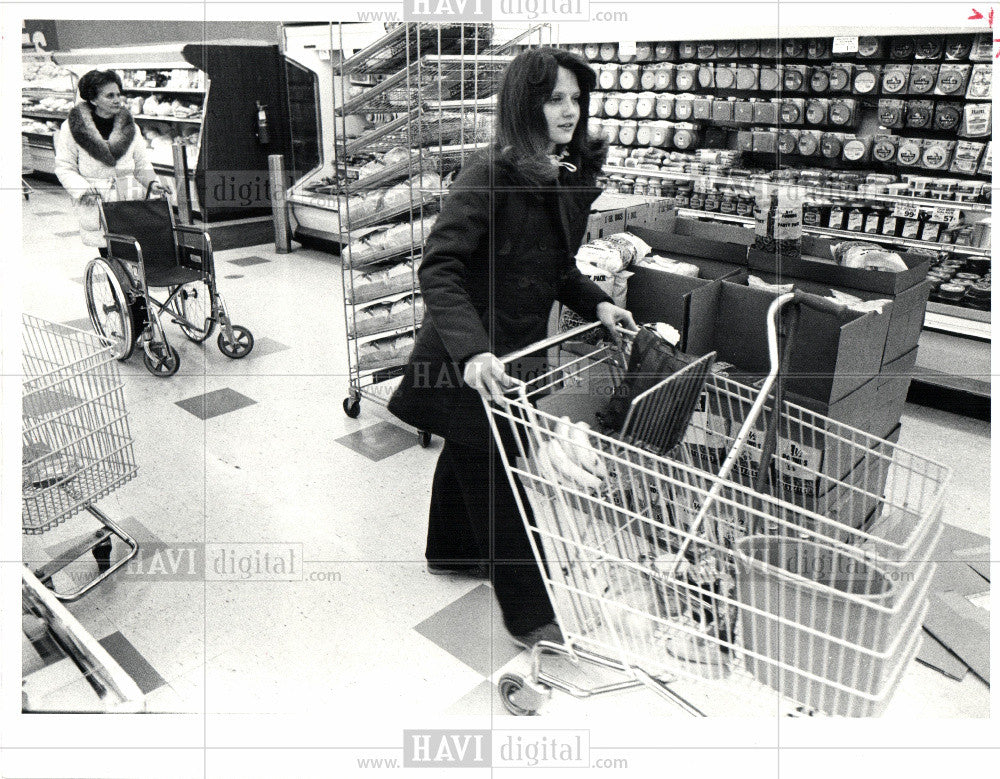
[
  {"x1": 596, "y1": 302, "x2": 638, "y2": 347},
  {"x1": 146, "y1": 180, "x2": 172, "y2": 197},
  {"x1": 464, "y1": 352, "x2": 525, "y2": 402}
]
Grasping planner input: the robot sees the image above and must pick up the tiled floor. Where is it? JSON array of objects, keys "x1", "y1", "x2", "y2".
[{"x1": 16, "y1": 181, "x2": 990, "y2": 721}]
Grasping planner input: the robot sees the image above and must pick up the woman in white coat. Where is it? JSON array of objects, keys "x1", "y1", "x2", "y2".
[{"x1": 55, "y1": 69, "x2": 168, "y2": 249}]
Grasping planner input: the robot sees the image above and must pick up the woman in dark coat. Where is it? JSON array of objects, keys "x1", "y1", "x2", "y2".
[{"x1": 388, "y1": 47, "x2": 636, "y2": 645}]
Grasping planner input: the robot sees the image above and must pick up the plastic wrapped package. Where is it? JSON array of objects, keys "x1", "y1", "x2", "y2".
[
  {"x1": 357, "y1": 333, "x2": 415, "y2": 371},
  {"x1": 575, "y1": 232, "x2": 652, "y2": 274}
]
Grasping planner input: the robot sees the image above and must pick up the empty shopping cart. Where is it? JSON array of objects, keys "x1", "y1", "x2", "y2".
[
  {"x1": 22, "y1": 315, "x2": 139, "y2": 601},
  {"x1": 486, "y1": 293, "x2": 948, "y2": 717}
]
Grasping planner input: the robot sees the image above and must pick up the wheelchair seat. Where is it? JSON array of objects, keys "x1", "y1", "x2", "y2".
[{"x1": 100, "y1": 199, "x2": 202, "y2": 288}]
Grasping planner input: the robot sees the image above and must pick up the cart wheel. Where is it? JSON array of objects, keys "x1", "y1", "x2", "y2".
[
  {"x1": 93, "y1": 538, "x2": 113, "y2": 573},
  {"x1": 84, "y1": 258, "x2": 134, "y2": 360},
  {"x1": 343, "y1": 397, "x2": 361, "y2": 418},
  {"x1": 218, "y1": 326, "x2": 254, "y2": 358},
  {"x1": 142, "y1": 342, "x2": 180, "y2": 377},
  {"x1": 173, "y1": 282, "x2": 216, "y2": 343},
  {"x1": 498, "y1": 673, "x2": 541, "y2": 716},
  {"x1": 418, "y1": 431, "x2": 432, "y2": 448}
]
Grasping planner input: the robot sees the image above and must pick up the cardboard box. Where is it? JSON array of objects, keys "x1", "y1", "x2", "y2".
[
  {"x1": 625, "y1": 200, "x2": 676, "y2": 232},
  {"x1": 583, "y1": 208, "x2": 627, "y2": 242},
  {"x1": 625, "y1": 258, "x2": 745, "y2": 334},
  {"x1": 630, "y1": 220, "x2": 751, "y2": 265},
  {"x1": 880, "y1": 280, "x2": 931, "y2": 365},
  {"x1": 872, "y1": 347, "x2": 918, "y2": 439},
  {"x1": 747, "y1": 245, "x2": 933, "y2": 295},
  {"x1": 685, "y1": 281, "x2": 890, "y2": 404}
]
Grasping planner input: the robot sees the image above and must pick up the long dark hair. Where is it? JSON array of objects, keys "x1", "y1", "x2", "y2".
[{"x1": 495, "y1": 47, "x2": 606, "y2": 184}]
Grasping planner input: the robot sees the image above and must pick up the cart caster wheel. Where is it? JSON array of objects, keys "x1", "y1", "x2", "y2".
[
  {"x1": 142, "y1": 342, "x2": 180, "y2": 377},
  {"x1": 498, "y1": 673, "x2": 547, "y2": 716},
  {"x1": 343, "y1": 397, "x2": 361, "y2": 418},
  {"x1": 93, "y1": 538, "x2": 113, "y2": 573},
  {"x1": 218, "y1": 326, "x2": 254, "y2": 359},
  {"x1": 418, "y1": 431, "x2": 432, "y2": 448}
]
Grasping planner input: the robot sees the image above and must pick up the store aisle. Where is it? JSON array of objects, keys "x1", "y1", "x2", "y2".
[{"x1": 19, "y1": 183, "x2": 988, "y2": 719}]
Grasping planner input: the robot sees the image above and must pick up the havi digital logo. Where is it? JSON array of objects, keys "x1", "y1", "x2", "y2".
[
  {"x1": 403, "y1": 730, "x2": 491, "y2": 768},
  {"x1": 403, "y1": 0, "x2": 491, "y2": 22}
]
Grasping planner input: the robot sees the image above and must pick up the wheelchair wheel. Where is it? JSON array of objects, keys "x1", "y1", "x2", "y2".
[
  {"x1": 84, "y1": 258, "x2": 134, "y2": 360},
  {"x1": 218, "y1": 326, "x2": 254, "y2": 359},
  {"x1": 142, "y1": 341, "x2": 180, "y2": 377},
  {"x1": 172, "y1": 281, "x2": 216, "y2": 343}
]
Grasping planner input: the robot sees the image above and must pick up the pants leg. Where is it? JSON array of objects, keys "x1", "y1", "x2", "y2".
[
  {"x1": 433, "y1": 436, "x2": 554, "y2": 636},
  {"x1": 426, "y1": 446, "x2": 486, "y2": 565}
]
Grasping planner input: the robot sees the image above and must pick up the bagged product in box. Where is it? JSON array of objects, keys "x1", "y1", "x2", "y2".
[{"x1": 576, "y1": 232, "x2": 652, "y2": 274}]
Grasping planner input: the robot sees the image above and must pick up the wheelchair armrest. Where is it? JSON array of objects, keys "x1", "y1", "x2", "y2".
[
  {"x1": 172, "y1": 224, "x2": 213, "y2": 273},
  {"x1": 104, "y1": 232, "x2": 144, "y2": 264}
]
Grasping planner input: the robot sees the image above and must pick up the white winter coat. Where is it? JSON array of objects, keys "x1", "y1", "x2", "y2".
[{"x1": 54, "y1": 104, "x2": 157, "y2": 247}]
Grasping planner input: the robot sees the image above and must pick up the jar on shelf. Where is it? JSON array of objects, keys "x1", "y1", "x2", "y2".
[
  {"x1": 720, "y1": 189, "x2": 738, "y2": 214},
  {"x1": 802, "y1": 200, "x2": 824, "y2": 226},
  {"x1": 647, "y1": 178, "x2": 663, "y2": 197},
  {"x1": 864, "y1": 205, "x2": 888, "y2": 234},
  {"x1": 674, "y1": 185, "x2": 693, "y2": 208},
  {"x1": 655, "y1": 93, "x2": 675, "y2": 119},
  {"x1": 599, "y1": 43, "x2": 619, "y2": 62},
  {"x1": 736, "y1": 193, "x2": 755, "y2": 217},
  {"x1": 633, "y1": 176, "x2": 650, "y2": 195},
  {"x1": 827, "y1": 201, "x2": 849, "y2": 230},
  {"x1": 688, "y1": 188, "x2": 706, "y2": 211},
  {"x1": 703, "y1": 188, "x2": 721, "y2": 212},
  {"x1": 846, "y1": 202, "x2": 868, "y2": 232},
  {"x1": 599, "y1": 64, "x2": 621, "y2": 91}
]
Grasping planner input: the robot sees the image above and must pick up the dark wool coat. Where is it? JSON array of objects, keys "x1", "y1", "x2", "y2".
[{"x1": 387, "y1": 147, "x2": 612, "y2": 444}]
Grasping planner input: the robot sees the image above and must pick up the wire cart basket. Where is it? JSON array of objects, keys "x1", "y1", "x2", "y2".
[
  {"x1": 22, "y1": 315, "x2": 139, "y2": 601},
  {"x1": 487, "y1": 293, "x2": 948, "y2": 717}
]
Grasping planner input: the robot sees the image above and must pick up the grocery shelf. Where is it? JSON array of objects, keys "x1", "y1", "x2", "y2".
[
  {"x1": 336, "y1": 54, "x2": 509, "y2": 116},
  {"x1": 673, "y1": 208, "x2": 991, "y2": 258},
  {"x1": 21, "y1": 110, "x2": 68, "y2": 121},
  {"x1": 604, "y1": 164, "x2": 992, "y2": 214},
  {"x1": 336, "y1": 23, "x2": 494, "y2": 76},
  {"x1": 132, "y1": 114, "x2": 202, "y2": 123},
  {"x1": 121, "y1": 86, "x2": 204, "y2": 94},
  {"x1": 924, "y1": 302, "x2": 991, "y2": 340}
]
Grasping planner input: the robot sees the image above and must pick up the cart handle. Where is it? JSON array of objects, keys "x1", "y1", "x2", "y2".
[
  {"x1": 499, "y1": 321, "x2": 606, "y2": 367},
  {"x1": 792, "y1": 288, "x2": 851, "y2": 319}
]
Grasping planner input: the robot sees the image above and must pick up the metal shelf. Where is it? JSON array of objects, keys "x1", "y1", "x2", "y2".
[
  {"x1": 605, "y1": 165, "x2": 992, "y2": 214},
  {"x1": 336, "y1": 54, "x2": 509, "y2": 116},
  {"x1": 132, "y1": 114, "x2": 202, "y2": 124},
  {"x1": 121, "y1": 86, "x2": 204, "y2": 94},
  {"x1": 924, "y1": 302, "x2": 991, "y2": 340},
  {"x1": 673, "y1": 208, "x2": 991, "y2": 258},
  {"x1": 21, "y1": 110, "x2": 68, "y2": 121}
]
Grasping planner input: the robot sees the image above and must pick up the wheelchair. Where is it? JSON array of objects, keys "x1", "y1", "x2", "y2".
[{"x1": 83, "y1": 189, "x2": 254, "y2": 376}]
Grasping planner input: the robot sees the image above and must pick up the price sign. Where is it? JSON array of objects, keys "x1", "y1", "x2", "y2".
[
  {"x1": 832, "y1": 36, "x2": 860, "y2": 54},
  {"x1": 930, "y1": 206, "x2": 961, "y2": 226},
  {"x1": 892, "y1": 202, "x2": 921, "y2": 219},
  {"x1": 618, "y1": 41, "x2": 638, "y2": 58}
]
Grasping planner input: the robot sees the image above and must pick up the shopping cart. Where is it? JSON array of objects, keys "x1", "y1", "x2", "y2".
[
  {"x1": 487, "y1": 292, "x2": 948, "y2": 717},
  {"x1": 22, "y1": 315, "x2": 139, "y2": 601}
]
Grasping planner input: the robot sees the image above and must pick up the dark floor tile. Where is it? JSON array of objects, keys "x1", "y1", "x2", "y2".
[
  {"x1": 335, "y1": 421, "x2": 417, "y2": 462},
  {"x1": 246, "y1": 337, "x2": 290, "y2": 358},
  {"x1": 227, "y1": 255, "x2": 270, "y2": 267},
  {"x1": 413, "y1": 584, "x2": 519, "y2": 677},
  {"x1": 98, "y1": 631, "x2": 167, "y2": 695},
  {"x1": 175, "y1": 388, "x2": 257, "y2": 421}
]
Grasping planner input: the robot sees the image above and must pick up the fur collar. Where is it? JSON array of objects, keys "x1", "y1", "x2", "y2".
[{"x1": 68, "y1": 104, "x2": 136, "y2": 167}]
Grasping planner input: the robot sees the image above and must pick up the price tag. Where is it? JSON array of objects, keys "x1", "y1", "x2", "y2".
[
  {"x1": 892, "y1": 202, "x2": 921, "y2": 220},
  {"x1": 618, "y1": 41, "x2": 638, "y2": 58},
  {"x1": 832, "y1": 36, "x2": 859, "y2": 54},
  {"x1": 930, "y1": 205, "x2": 961, "y2": 226}
]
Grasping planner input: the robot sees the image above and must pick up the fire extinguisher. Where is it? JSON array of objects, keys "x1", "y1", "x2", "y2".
[{"x1": 256, "y1": 101, "x2": 270, "y2": 145}]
